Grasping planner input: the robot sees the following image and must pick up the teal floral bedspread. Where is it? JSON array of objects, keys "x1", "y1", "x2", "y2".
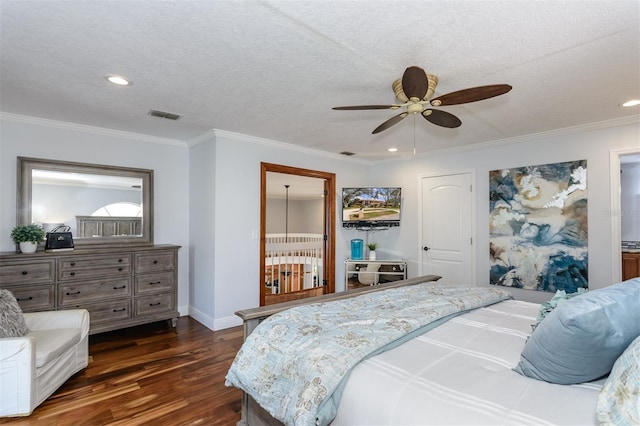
[{"x1": 225, "y1": 284, "x2": 512, "y2": 425}]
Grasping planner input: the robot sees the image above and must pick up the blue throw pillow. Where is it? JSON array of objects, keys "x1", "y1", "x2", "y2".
[
  {"x1": 531, "y1": 287, "x2": 587, "y2": 332},
  {"x1": 514, "y1": 278, "x2": 640, "y2": 384}
]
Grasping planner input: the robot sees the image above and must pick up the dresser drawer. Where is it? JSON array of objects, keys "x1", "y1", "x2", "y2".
[
  {"x1": 135, "y1": 252, "x2": 175, "y2": 273},
  {"x1": 63, "y1": 300, "x2": 131, "y2": 326},
  {"x1": 135, "y1": 293, "x2": 175, "y2": 316},
  {"x1": 58, "y1": 277, "x2": 131, "y2": 306},
  {"x1": 8, "y1": 284, "x2": 55, "y2": 312},
  {"x1": 59, "y1": 254, "x2": 131, "y2": 280},
  {"x1": 135, "y1": 272, "x2": 175, "y2": 294},
  {"x1": 0, "y1": 260, "x2": 55, "y2": 284}
]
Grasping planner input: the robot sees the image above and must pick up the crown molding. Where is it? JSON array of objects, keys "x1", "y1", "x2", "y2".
[
  {"x1": 369, "y1": 115, "x2": 639, "y2": 164},
  {"x1": 0, "y1": 112, "x2": 188, "y2": 147},
  {"x1": 4, "y1": 111, "x2": 635, "y2": 164},
  {"x1": 210, "y1": 129, "x2": 370, "y2": 164},
  {"x1": 186, "y1": 129, "x2": 217, "y2": 147}
]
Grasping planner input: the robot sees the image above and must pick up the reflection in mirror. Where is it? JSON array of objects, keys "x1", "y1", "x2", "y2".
[
  {"x1": 264, "y1": 172, "x2": 326, "y2": 301},
  {"x1": 260, "y1": 162, "x2": 336, "y2": 306},
  {"x1": 18, "y1": 157, "x2": 153, "y2": 247}
]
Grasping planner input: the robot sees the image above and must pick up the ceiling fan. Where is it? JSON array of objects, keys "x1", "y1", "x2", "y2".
[{"x1": 332, "y1": 66, "x2": 512, "y2": 134}]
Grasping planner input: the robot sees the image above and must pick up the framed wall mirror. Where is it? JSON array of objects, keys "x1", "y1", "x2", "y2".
[
  {"x1": 260, "y1": 162, "x2": 335, "y2": 306},
  {"x1": 17, "y1": 157, "x2": 154, "y2": 248}
]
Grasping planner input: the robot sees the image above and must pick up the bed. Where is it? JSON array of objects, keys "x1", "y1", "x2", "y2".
[{"x1": 227, "y1": 275, "x2": 640, "y2": 426}]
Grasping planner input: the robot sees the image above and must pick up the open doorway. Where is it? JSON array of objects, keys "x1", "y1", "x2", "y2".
[
  {"x1": 260, "y1": 163, "x2": 335, "y2": 306},
  {"x1": 610, "y1": 149, "x2": 640, "y2": 282}
]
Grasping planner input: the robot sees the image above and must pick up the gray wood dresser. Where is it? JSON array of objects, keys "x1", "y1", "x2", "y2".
[{"x1": 0, "y1": 244, "x2": 180, "y2": 334}]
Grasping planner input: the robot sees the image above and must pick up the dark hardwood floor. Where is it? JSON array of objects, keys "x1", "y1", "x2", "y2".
[{"x1": 0, "y1": 317, "x2": 243, "y2": 426}]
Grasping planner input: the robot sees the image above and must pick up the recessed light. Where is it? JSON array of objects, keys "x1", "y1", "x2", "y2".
[
  {"x1": 105, "y1": 75, "x2": 132, "y2": 86},
  {"x1": 622, "y1": 99, "x2": 640, "y2": 107},
  {"x1": 388, "y1": 148, "x2": 398, "y2": 152}
]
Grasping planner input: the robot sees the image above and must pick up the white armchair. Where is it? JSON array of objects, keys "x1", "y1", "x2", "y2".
[{"x1": 0, "y1": 309, "x2": 90, "y2": 417}]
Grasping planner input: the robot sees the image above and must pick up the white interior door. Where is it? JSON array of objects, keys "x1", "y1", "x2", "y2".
[{"x1": 420, "y1": 172, "x2": 474, "y2": 284}]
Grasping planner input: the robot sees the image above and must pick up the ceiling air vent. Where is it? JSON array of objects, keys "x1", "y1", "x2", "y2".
[
  {"x1": 148, "y1": 109, "x2": 181, "y2": 120},
  {"x1": 340, "y1": 151, "x2": 355, "y2": 156}
]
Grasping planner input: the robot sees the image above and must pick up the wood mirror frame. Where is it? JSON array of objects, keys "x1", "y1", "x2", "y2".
[
  {"x1": 260, "y1": 162, "x2": 336, "y2": 306},
  {"x1": 17, "y1": 157, "x2": 154, "y2": 248}
]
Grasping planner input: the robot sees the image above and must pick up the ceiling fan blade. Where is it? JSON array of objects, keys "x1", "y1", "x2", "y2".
[
  {"x1": 372, "y1": 112, "x2": 409, "y2": 134},
  {"x1": 402, "y1": 66, "x2": 428, "y2": 100},
  {"x1": 333, "y1": 105, "x2": 399, "y2": 110},
  {"x1": 422, "y1": 109, "x2": 462, "y2": 128},
  {"x1": 431, "y1": 84, "x2": 512, "y2": 106}
]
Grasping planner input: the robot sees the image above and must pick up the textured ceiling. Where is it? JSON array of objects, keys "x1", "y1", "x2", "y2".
[{"x1": 1, "y1": 0, "x2": 639, "y2": 161}]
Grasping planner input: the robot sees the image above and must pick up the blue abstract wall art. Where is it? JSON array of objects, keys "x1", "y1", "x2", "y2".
[{"x1": 489, "y1": 160, "x2": 588, "y2": 292}]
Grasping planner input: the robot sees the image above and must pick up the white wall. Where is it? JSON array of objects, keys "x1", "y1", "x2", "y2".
[
  {"x1": 621, "y1": 161, "x2": 640, "y2": 241},
  {"x1": 266, "y1": 198, "x2": 324, "y2": 234},
  {"x1": 2, "y1": 113, "x2": 637, "y2": 330},
  {"x1": 207, "y1": 132, "x2": 369, "y2": 329},
  {"x1": 0, "y1": 115, "x2": 191, "y2": 315},
  {"x1": 372, "y1": 120, "x2": 639, "y2": 304},
  {"x1": 188, "y1": 136, "x2": 216, "y2": 327}
]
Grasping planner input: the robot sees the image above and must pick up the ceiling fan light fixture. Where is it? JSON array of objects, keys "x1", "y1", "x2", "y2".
[{"x1": 407, "y1": 103, "x2": 424, "y2": 114}]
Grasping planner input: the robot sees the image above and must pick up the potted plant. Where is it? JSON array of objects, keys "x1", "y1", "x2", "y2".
[
  {"x1": 10, "y1": 224, "x2": 45, "y2": 253},
  {"x1": 367, "y1": 242, "x2": 378, "y2": 260}
]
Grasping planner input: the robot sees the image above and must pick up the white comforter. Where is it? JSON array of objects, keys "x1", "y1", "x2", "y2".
[{"x1": 333, "y1": 300, "x2": 602, "y2": 426}]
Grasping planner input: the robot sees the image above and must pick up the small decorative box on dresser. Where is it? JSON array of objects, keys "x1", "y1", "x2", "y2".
[{"x1": 0, "y1": 244, "x2": 180, "y2": 334}]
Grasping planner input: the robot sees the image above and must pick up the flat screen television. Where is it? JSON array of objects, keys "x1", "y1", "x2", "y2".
[{"x1": 342, "y1": 187, "x2": 402, "y2": 228}]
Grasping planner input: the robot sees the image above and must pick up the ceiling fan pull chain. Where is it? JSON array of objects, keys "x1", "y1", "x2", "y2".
[{"x1": 413, "y1": 114, "x2": 416, "y2": 155}]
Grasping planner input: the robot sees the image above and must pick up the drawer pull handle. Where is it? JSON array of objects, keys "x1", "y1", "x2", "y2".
[
  {"x1": 118, "y1": 259, "x2": 123, "y2": 262},
  {"x1": 17, "y1": 296, "x2": 33, "y2": 301},
  {"x1": 113, "y1": 308, "x2": 126, "y2": 312},
  {"x1": 149, "y1": 281, "x2": 162, "y2": 285},
  {"x1": 66, "y1": 291, "x2": 81, "y2": 295},
  {"x1": 149, "y1": 302, "x2": 161, "y2": 306},
  {"x1": 70, "y1": 262, "x2": 75, "y2": 266},
  {"x1": 113, "y1": 285, "x2": 127, "y2": 290},
  {"x1": 118, "y1": 267, "x2": 123, "y2": 271},
  {"x1": 70, "y1": 272, "x2": 76, "y2": 276},
  {"x1": 21, "y1": 270, "x2": 28, "y2": 275},
  {"x1": 153, "y1": 260, "x2": 158, "y2": 264}
]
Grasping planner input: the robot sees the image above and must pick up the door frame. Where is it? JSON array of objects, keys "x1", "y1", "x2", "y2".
[
  {"x1": 260, "y1": 162, "x2": 336, "y2": 306},
  {"x1": 610, "y1": 148, "x2": 640, "y2": 283},
  {"x1": 418, "y1": 169, "x2": 476, "y2": 284}
]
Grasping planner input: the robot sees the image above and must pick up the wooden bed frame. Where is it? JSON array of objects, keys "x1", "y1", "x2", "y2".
[{"x1": 233, "y1": 274, "x2": 442, "y2": 426}]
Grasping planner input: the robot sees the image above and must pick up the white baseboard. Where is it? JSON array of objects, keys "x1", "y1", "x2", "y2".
[
  {"x1": 187, "y1": 305, "x2": 214, "y2": 330},
  {"x1": 187, "y1": 305, "x2": 242, "y2": 331},
  {"x1": 214, "y1": 314, "x2": 243, "y2": 330}
]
